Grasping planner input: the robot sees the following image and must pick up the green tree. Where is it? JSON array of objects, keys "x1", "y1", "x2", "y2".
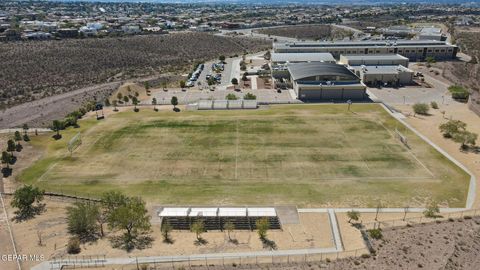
[
  {"x1": 107, "y1": 196, "x2": 151, "y2": 250},
  {"x1": 347, "y1": 210, "x2": 360, "y2": 224},
  {"x1": 66, "y1": 202, "x2": 100, "y2": 240},
  {"x1": 256, "y1": 217, "x2": 269, "y2": 240},
  {"x1": 412, "y1": 103, "x2": 429, "y2": 116},
  {"x1": 243, "y1": 93, "x2": 257, "y2": 100},
  {"x1": 219, "y1": 55, "x2": 226, "y2": 62},
  {"x1": 171, "y1": 96, "x2": 178, "y2": 109},
  {"x1": 1, "y1": 151, "x2": 12, "y2": 169},
  {"x1": 226, "y1": 93, "x2": 238, "y2": 100},
  {"x1": 439, "y1": 120, "x2": 467, "y2": 138},
  {"x1": 144, "y1": 82, "x2": 150, "y2": 91},
  {"x1": 11, "y1": 185, "x2": 44, "y2": 221},
  {"x1": 117, "y1": 92, "x2": 123, "y2": 100},
  {"x1": 123, "y1": 95, "x2": 130, "y2": 104},
  {"x1": 179, "y1": 80, "x2": 186, "y2": 88},
  {"x1": 452, "y1": 130, "x2": 478, "y2": 150},
  {"x1": 14, "y1": 131, "x2": 22, "y2": 142},
  {"x1": 161, "y1": 221, "x2": 173, "y2": 243},
  {"x1": 100, "y1": 191, "x2": 129, "y2": 237},
  {"x1": 231, "y1": 78, "x2": 238, "y2": 85},
  {"x1": 132, "y1": 96, "x2": 139, "y2": 111},
  {"x1": 52, "y1": 120, "x2": 64, "y2": 139},
  {"x1": 152, "y1": 98, "x2": 157, "y2": 111},
  {"x1": 224, "y1": 221, "x2": 235, "y2": 241},
  {"x1": 7, "y1": 139, "x2": 16, "y2": 156},
  {"x1": 242, "y1": 73, "x2": 248, "y2": 81},
  {"x1": 191, "y1": 220, "x2": 205, "y2": 241}
]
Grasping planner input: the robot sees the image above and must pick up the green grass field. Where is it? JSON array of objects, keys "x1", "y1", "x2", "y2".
[{"x1": 19, "y1": 104, "x2": 470, "y2": 207}]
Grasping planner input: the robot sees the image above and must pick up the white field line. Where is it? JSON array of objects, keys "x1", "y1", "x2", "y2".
[
  {"x1": 36, "y1": 161, "x2": 60, "y2": 183},
  {"x1": 0, "y1": 192, "x2": 21, "y2": 270},
  {"x1": 377, "y1": 119, "x2": 435, "y2": 178}
]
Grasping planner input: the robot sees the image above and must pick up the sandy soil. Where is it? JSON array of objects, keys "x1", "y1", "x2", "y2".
[
  {"x1": 395, "y1": 102, "x2": 480, "y2": 207},
  {"x1": 2, "y1": 198, "x2": 334, "y2": 270}
]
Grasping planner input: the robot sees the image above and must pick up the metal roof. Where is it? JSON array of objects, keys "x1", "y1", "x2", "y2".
[
  {"x1": 159, "y1": 207, "x2": 190, "y2": 217},
  {"x1": 248, "y1": 208, "x2": 277, "y2": 217},
  {"x1": 340, "y1": 54, "x2": 408, "y2": 61},
  {"x1": 218, "y1": 208, "x2": 247, "y2": 217},
  {"x1": 271, "y1": 52, "x2": 335, "y2": 63},
  {"x1": 274, "y1": 40, "x2": 456, "y2": 49},
  {"x1": 189, "y1": 208, "x2": 218, "y2": 217},
  {"x1": 287, "y1": 62, "x2": 358, "y2": 81},
  {"x1": 355, "y1": 65, "x2": 413, "y2": 75}
]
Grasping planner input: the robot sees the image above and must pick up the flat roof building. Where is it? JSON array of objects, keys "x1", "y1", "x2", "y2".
[
  {"x1": 271, "y1": 52, "x2": 336, "y2": 64},
  {"x1": 287, "y1": 62, "x2": 367, "y2": 101},
  {"x1": 339, "y1": 54, "x2": 409, "y2": 67},
  {"x1": 273, "y1": 40, "x2": 457, "y2": 61},
  {"x1": 353, "y1": 65, "x2": 414, "y2": 86}
]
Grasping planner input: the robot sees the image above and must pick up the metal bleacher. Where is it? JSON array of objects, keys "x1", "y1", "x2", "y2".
[{"x1": 159, "y1": 207, "x2": 281, "y2": 231}]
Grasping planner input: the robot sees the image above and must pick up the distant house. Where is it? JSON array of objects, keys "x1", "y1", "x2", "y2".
[
  {"x1": 79, "y1": 26, "x2": 98, "y2": 36},
  {"x1": 121, "y1": 25, "x2": 141, "y2": 34}
]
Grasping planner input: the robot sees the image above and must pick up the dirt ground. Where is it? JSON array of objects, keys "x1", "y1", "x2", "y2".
[
  {"x1": 115, "y1": 216, "x2": 480, "y2": 270},
  {"x1": 395, "y1": 101, "x2": 480, "y2": 208},
  {"x1": 2, "y1": 197, "x2": 334, "y2": 270}
]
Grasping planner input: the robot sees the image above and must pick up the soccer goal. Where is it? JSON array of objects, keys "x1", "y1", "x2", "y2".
[{"x1": 68, "y1": 132, "x2": 82, "y2": 155}]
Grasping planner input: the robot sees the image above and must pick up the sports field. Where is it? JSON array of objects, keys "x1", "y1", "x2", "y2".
[{"x1": 19, "y1": 104, "x2": 470, "y2": 207}]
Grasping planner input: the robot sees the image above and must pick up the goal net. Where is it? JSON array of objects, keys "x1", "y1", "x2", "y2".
[{"x1": 68, "y1": 132, "x2": 82, "y2": 154}]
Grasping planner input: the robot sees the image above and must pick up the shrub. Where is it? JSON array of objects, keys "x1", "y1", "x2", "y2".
[
  {"x1": 412, "y1": 103, "x2": 429, "y2": 115},
  {"x1": 430, "y1": 101, "x2": 439, "y2": 109},
  {"x1": 448, "y1": 85, "x2": 470, "y2": 101},
  {"x1": 423, "y1": 201, "x2": 440, "y2": 218},
  {"x1": 67, "y1": 237, "x2": 81, "y2": 254},
  {"x1": 368, "y1": 228, "x2": 383, "y2": 240}
]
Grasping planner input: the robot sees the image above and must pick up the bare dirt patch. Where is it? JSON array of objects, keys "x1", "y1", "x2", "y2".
[
  {"x1": 3, "y1": 197, "x2": 333, "y2": 270},
  {"x1": 256, "y1": 24, "x2": 352, "y2": 40}
]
